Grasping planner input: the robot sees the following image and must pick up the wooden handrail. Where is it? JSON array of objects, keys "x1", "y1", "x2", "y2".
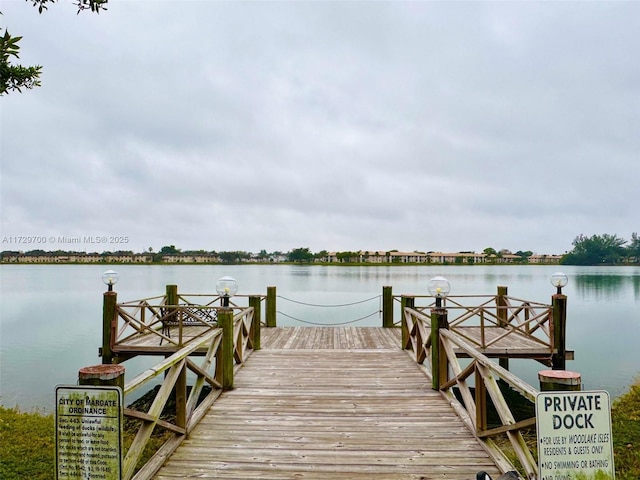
[
  {"x1": 403, "y1": 307, "x2": 540, "y2": 479},
  {"x1": 119, "y1": 307, "x2": 256, "y2": 480}
]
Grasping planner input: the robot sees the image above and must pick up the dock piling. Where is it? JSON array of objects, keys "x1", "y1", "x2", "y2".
[
  {"x1": 551, "y1": 293, "x2": 568, "y2": 370},
  {"x1": 79, "y1": 364, "x2": 125, "y2": 390},
  {"x1": 539, "y1": 369, "x2": 581, "y2": 391},
  {"x1": 430, "y1": 306, "x2": 449, "y2": 390},
  {"x1": 382, "y1": 286, "x2": 393, "y2": 328},
  {"x1": 401, "y1": 295, "x2": 414, "y2": 349},
  {"x1": 249, "y1": 295, "x2": 261, "y2": 350},
  {"x1": 217, "y1": 308, "x2": 235, "y2": 390},
  {"x1": 496, "y1": 286, "x2": 509, "y2": 371},
  {"x1": 101, "y1": 291, "x2": 118, "y2": 364},
  {"x1": 266, "y1": 286, "x2": 277, "y2": 327}
]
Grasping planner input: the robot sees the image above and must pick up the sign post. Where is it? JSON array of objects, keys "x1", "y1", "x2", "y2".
[
  {"x1": 536, "y1": 390, "x2": 615, "y2": 480},
  {"x1": 55, "y1": 385, "x2": 123, "y2": 480}
]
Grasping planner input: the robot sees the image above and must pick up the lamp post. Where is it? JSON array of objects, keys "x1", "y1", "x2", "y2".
[
  {"x1": 428, "y1": 276, "x2": 451, "y2": 309},
  {"x1": 101, "y1": 270, "x2": 119, "y2": 364},
  {"x1": 428, "y1": 276, "x2": 450, "y2": 390},
  {"x1": 216, "y1": 276, "x2": 238, "y2": 309},
  {"x1": 102, "y1": 270, "x2": 119, "y2": 292},
  {"x1": 215, "y1": 276, "x2": 238, "y2": 391},
  {"x1": 550, "y1": 271, "x2": 568, "y2": 295}
]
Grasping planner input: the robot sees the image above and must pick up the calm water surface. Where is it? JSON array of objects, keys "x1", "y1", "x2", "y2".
[{"x1": 1, "y1": 264, "x2": 638, "y2": 410}]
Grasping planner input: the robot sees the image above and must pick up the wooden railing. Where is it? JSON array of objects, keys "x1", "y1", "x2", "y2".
[
  {"x1": 403, "y1": 306, "x2": 539, "y2": 479},
  {"x1": 114, "y1": 297, "x2": 219, "y2": 348},
  {"x1": 398, "y1": 292, "x2": 554, "y2": 359},
  {"x1": 120, "y1": 306, "x2": 255, "y2": 480},
  {"x1": 109, "y1": 292, "x2": 264, "y2": 352}
]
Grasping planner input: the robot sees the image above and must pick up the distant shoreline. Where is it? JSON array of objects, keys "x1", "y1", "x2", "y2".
[{"x1": 1, "y1": 261, "x2": 636, "y2": 267}]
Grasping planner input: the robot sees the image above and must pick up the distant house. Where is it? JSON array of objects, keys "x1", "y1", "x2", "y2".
[
  {"x1": 427, "y1": 252, "x2": 487, "y2": 264},
  {"x1": 162, "y1": 254, "x2": 220, "y2": 263},
  {"x1": 529, "y1": 254, "x2": 562, "y2": 264}
]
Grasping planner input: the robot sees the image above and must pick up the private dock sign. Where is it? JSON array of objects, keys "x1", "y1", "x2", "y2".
[
  {"x1": 55, "y1": 385, "x2": 122, "y2": 480},
  {"x1": 536, "y1": 390, "x2": 615, "y2": 480}
]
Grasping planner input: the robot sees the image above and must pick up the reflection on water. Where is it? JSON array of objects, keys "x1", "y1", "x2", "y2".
[
  {"x1": 1, "y1": 264, "x2": 638, "y2": 410},
  {"x1": 574, "y1": 274, "x2": 640, "y2": 302}
]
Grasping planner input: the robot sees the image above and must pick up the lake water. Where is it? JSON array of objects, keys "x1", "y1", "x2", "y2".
[{"x1": 1, "y1": 264, "x2": 638, "y2": 411}]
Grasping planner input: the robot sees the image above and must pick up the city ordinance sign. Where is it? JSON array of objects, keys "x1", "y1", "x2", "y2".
[
  {"x1": 536, "y1": 390, "x2": 614, "y2": 480},
  {"x1": 55, "y1": 385, "x2": 122, "y2": 479}
]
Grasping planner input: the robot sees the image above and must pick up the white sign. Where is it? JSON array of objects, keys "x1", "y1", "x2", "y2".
[
  {"x1": 55, "y1": 385, "x2": 122, "y2": 480},
  {"x1": 536, "y1": 390, "x2": 615, "y2": 480}
]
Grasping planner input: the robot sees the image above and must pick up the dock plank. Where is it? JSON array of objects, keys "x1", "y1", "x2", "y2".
[{"x1": 152, "y1": 340, "x2": 502, "y2": 479}]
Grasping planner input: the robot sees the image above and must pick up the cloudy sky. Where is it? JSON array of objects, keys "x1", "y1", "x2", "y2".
[{"x1": 1, "y1": 1, "x2": 638, "y2": 255}]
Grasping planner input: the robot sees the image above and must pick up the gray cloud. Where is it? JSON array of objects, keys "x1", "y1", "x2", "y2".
[{"x1": 2, "y1": 1, "x2": 638, "y2": 254}]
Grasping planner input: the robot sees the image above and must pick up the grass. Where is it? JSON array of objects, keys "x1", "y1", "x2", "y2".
[
  {"x1": 1, "y1": 381, "x2": 639, "y2": 479},
  {"x1": 0, "y1": 407, "x2": 55, "y2": 480},
  {"x1": 611, "y1": 380, "x2": 640, "y2": 479}
]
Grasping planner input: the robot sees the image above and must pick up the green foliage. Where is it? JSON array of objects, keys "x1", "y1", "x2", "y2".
[
  {"x1": 572, "y1": 472, "x2": 614, "y2": 480},
  {"x1": 26, "y1": 0, "x2": 108, "y2": 14},
  {"x1": 1, "y1": 0, "x2": 109, "y2": 96},
  {"x1": 0, "y1": 28, "x2": 42, "y2": 94},
  {"x1": 314, "y1": 249, "x2": 328, "y2": 261},
  {"x1": 515, "y1": 250, "x2": 533, "y2": 261},
  {"x1": 562, "y1": 233, "x2": 629, "y2": 265},
  {"x1": 335, "y1": 251, "x2": 360, "y2": 263},
  {"x1": 0, "y1": 407, "x2": 55, "y2": 480},
  {"x1": 288, "y1": 247, "x2": 314, "y2": 263},
  {"x1": 159, "y1": 245, "x2": 180, "y2": 255},
  {"x1": 611, "y1": 381, "x2": 640, "y2": 479},
  {"x1": 628, "y1": 232, "x2": 640, "y2": 260},
  {"x1": 217, "y1": 250, "x2": 250, "y2": 264}
]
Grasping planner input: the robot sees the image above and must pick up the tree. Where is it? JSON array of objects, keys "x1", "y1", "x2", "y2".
[
  {"x1": 627, "y1": 232, "x2": 640, "y2": 262},
  {"x1": 288, "y1": 247, "x2": 314, "y2": 264},
  {"x1": 159, "y1": 245, "x2": 180, "y2": 255},
  {"x1": 515, "y1": 250, "x2": 533, "y2": 263},
  {"x1": 336, "y1": 251, "x2": 359, "y2": 263},
  {"x1": 561, "y1": 233, "x2": 627, "y2": 265},
  {"x1": 218, "y1": 251, "x2": 240, "y2": 264},
  {"x1": 483, "y1": 247, "x2": 497, "y2": 263},
  {"x1": 0, "y1": 29, "x2": 42, "y2": 94},
  {"x1": 314, "y1": 250, "x2": 328, "y2": 261},
  {"x1": 1, "y1": 0, "x2": 107, "y2": 95}
]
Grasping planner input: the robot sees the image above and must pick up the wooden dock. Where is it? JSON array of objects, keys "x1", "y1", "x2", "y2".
[
  {"x1": 152, "y1": 327, "x2": 502, "y2": 479},
  {"x1": 107, "y1": 287, "x2": 557, "y2": 479}
]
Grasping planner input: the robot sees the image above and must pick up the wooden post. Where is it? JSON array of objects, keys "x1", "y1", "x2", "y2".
[
  {"x1": 175, "y1": 362, "x2": 187, "y2": 429},
  {"x1": 551, "y1": 294, "x2": 568, "y2": 370},
  {"x1": 79, "y1": 364, "x2": 125, "y2": 391},
  {"x1": 496, "y1": 286, "x2": 509, "y2": 371},
  {"x1": 249, "y1": 295, "x2": 261, "y2": 350},
  {"x1": 475, "y1": 366, "x2": 488, "y2": 433},
  {"x1": 167, "y1": 278, "x2": 187, "y2": 431},
  {"x1": 102, "y1": 291, "x2": 118, "y2": 364},
  {"x1": 217, "y1": 309, "x2": 235, "y2": 390},
  {"x1": 266, "y1": 286, "x2": 276, "y2": 327},
  {"x1": 382, "y1": 286, "x2": 393, "y2": 328},
  {"x1": 401, "y1": 296, "x2": 414, "y2": 349},
  {"x1": 430, "y1": 307, "x2": 449, "y2": 390},
  {"x1": 166, "y1": 284, "x2": 178, "y2": 306},
  {"x1": 538, "y1": 370, "x2": 581, "y2": 391}
]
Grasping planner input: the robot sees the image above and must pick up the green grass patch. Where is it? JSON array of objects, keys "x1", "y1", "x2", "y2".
[
  {"x1": 611, "y1": 381, "x2": 640, "y2": 479},
  {"x1": 0, "y1": 406, "x2": 55, "y2": 480}
]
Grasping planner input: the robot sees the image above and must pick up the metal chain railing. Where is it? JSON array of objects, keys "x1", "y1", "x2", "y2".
[{"x1": 276, "y1": 294, "x2": 382, "y2": 326}]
